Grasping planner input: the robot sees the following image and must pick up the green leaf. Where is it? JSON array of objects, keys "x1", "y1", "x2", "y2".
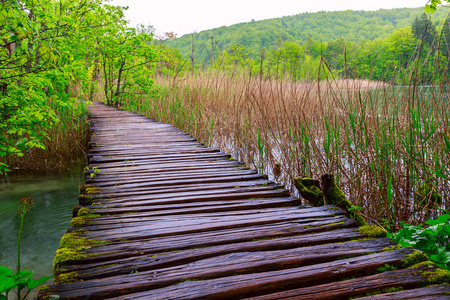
[
  {"x1": 26, "y1": 275, "x2": 52, "y2": 291},
  {"x1": 426, "y1": 214, "x2": 450, "y2": 226}
]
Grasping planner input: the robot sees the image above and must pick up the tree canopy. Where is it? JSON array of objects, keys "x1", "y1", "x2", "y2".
[{"x1": 0, "y1": 0, "x2": 159, "y2": 174}]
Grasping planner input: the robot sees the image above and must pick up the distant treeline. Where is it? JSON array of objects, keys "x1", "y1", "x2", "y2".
[{"x1": 158, "y1": 7, "x2": 450, "y2": 83}]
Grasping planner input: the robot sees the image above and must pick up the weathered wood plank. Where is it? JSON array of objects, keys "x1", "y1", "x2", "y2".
[
  {"x1": 244, "y1": 265, "x2": 438, "y2": 300},
  {"x1": 69, "y1": 218, "x2": 357, "y2": 263},
  {"x1": 355, "y1": 284, "x2": 450, "y2": 300},
  {"x1": 40, "y1": 249, "x2": 413, "y2": 299},
  {"x1": 74, "y1": 210, "x2": 348, "y2": 242},
  {"x1": 77, "y1": 197, "x2": 302, "y2": 222},
  {"x1": 73, "y1": 238, "x2": 395, "y2": 281},
  {"x1": 61, "y1": 227, "x2": 366, "y2": 276}
]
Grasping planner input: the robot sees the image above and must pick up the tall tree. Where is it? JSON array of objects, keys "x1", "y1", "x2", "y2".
[{"x1": 411, "y1": 13, "x2": 436, "y2": 47}]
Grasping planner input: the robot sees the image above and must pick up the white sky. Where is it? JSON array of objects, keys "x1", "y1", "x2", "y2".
[{"x1": 109, "y1": 0, "x2": 429, "y2": 37}]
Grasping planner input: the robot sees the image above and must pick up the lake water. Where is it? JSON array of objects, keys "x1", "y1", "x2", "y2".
[{"x1": 0, "y1": 171, "x2": 83, "y2": 289}]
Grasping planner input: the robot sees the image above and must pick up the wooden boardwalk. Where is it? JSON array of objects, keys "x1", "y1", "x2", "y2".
[{"x1": 38, "y1": 102, "x2": 450, "y2": 299}]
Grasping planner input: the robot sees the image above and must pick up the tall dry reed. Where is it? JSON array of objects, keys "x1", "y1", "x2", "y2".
[{"x1": 121, "y1": 70, "x2": 450, "y2": 230}]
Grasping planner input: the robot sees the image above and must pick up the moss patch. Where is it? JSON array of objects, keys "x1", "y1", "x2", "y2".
[
  {"x1": 321, "y1": 174, "x2": 367, "y2": 226},
  {"x1": 382, "y1": 245, "x2": 403, "y2": 252},
  {"x1": 85, "y1": 187, "x2": 99, "y2": 195},
  {"x1": 77, "y1": 207, "x2": 91, "y2": 217},
  {"x1": 59, "y1": 231, "x2": 109, "y2": 248},
  {"x1": 293, "y1": 177, "x2": 324, "y2": 206},
  {"x1": 409, "y1": 260, "x2": 436, "y2": 269},
  {"x1": 54, "y1": 271, "x2": 80, "y2": 284},
  {"x1": 53, "y1": 247, "x2": 89, "y2": 272},
  {"x1": 95, "y1": 263, "x2": 118, "y2": 269},
  {"x1": 38, "y1": 284, "x2": 50, "y2": 292},
  {"x1": 422, "y1": 268, "x2": 450, "y2": 285},
  {"x1": 358, "y1": 225, "x2": 386, "y2": 238},
  {"x1": 375, "y1": 264, "x2": 398, "y2": 273},
  {"x1": 402, "y1": 250, "x2": 429, "y2": 268},
  {"x1": 70, "y1": 214, "x2": 101, "y2": 228},
  {"x1": 79, "y1": 184, "x2": 94, "y2": 194}
]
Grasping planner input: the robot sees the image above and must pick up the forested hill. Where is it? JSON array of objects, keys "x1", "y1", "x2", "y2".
[{"x1": 166, "y1": 7, "x2": 449, "y2": 62}]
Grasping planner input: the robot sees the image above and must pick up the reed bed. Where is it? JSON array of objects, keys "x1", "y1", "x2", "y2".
[{"x1": 121, "y1": 71, "x2": 450, "y2": 230}]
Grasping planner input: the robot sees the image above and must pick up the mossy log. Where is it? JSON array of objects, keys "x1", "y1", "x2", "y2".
[{"x1": 293, "y1": 174, "x2": 367, "y2": 226}]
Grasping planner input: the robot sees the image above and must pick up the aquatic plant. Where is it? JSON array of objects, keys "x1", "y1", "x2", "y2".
[
  {"x1": 0, "y1": 198, "x2": 52, "y2": 299},
  {"x1": 388, "y1": 214, "x2": 450, "y2": 270}
]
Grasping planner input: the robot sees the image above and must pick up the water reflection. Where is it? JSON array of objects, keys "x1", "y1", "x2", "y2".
[{"x1": 0, "y1": 172, "x2": 82, "y2": 283}]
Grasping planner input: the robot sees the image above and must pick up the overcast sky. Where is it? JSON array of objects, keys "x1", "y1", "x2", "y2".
[{"x1": 109, "y1": 0, "x2": 428, "y2": 37}]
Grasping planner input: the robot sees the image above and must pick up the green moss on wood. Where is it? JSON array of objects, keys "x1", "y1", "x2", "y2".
[
  {"x1": 53, "y1": 247, "x2": 89, "y2": 272},
  {"x1": 293, "y1": 177, "x2": 324, "y2": 206},
  {"x1": 358, "y1": 225, "x2": 387, "y2": 238},
  {"x1": 382, "y1": 245, "x2": 403, "y2": 252},
  {"x1": 38, "y1": 284, "x2": 50, "y2": 292},
  {"x1": 95, "y1": 263, "x2": 118, "y2": 269},
  {"x1": 54, "y1": 271, "x2": 80, "y2": 284},
  {"x1": 321, "y1": 174, "x2": 367, "y2": 226},
  {"x1": 402, "y1": 250, "x2": 429, "y2": 268},
  {"x1": 375, "y1": 264, "x2": 398, "y2": 273},
  {"x1": 77, "y1": 207, "x2": 91, "y2": 217},
  {"x1": 85, "y1": 187, "x2": 99, "y2": 195},
  {"x1": 409, "y1": 260, "x2": 436, "y2": 269},
  {"x1": 293, "y1": 174, "x2": 367, "y2": 225},
  {"x1": 79, "y1": 184, "x2": 94, "y2": 194},
  {"x1": 422, "y1": 269, "x2": 450, "y2": 285},
  {"x1": 70, "y1": 213, "x2": 101, "y2": 228},
  {"x1": 59, "y1": 231, "x2": 109, "y2": 248}
]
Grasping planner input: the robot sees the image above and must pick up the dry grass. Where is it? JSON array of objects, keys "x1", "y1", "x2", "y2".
[{"x1": 122, "y1": 72, "x2": 450, "y2": 229}]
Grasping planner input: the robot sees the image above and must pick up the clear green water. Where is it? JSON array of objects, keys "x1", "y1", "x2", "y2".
[{"x1": 0, "y1": 172, "x2": 82, "y2": 282}]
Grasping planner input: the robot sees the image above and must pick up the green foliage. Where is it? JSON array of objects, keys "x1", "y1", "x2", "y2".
[
  {"x1": 411, "y1": 13, "x2": 437, "y2": 46},
  {"x1": 0, "y1": 198, "x2": 51, "y2": 299},
  {"x1": 1, "y1": 0, "x2": 159, "y2": 174},
  {"x1": 167, "y1": 7, "x2": 449, "y2": 65},
  {"x1": 0, "y1": 267, "x2": 52, "y2": 299},
  {"x1": 388, "y1": 214, "x2": 450, "y2": 270},
  {"x1": 426, "y1": 1, "x2": 450, "y2": 13}
]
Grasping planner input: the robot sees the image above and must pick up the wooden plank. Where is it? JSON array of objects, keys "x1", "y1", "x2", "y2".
[
  {"x1": 86, "y1": 169, "x2": 260, "y2": 185},
  {"x1": 87, "y1": 185, "x2": 288, "y2": 205},
  {"x1": 61, "y1": 227, "x2": 366, "y2": 276},
  {"x1": 88, "y1": 148, "x2": 221, "y2": 162},
  {"x1": 355, "y1": 284, "x2": 450, "y2": 300},
  {"x1": 89, "y1": 178, "x2": 268, "y2": 197},
  {"x1": 72, "y1": 206, "x2": 344, "y2": 231},
  {"x1": 86, "y1": 168, "x2": 257, "y2": 184},
  {"x1": 74, "y1": 209, "x2": 348, "y2": 241},
  {"x1": 244, "y1": 265, "x2": 438, "y2": 300},
  {"x1": 78, "y1": 197, "x2": 301, "y2": 222},
  {"x1": 73, "y1": 238, "x2": 395, "y2": 281},
  {"x1": 39, "y1": 248, "x2": 413, "y2": 299},
  {"x1": 68, "y1": 218, "x2": 357, "y2": 264}
]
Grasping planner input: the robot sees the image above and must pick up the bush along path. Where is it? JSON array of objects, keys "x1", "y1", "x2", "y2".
[{"x1": 38, "y1": 102, "x2": 450, "y2": 299}]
